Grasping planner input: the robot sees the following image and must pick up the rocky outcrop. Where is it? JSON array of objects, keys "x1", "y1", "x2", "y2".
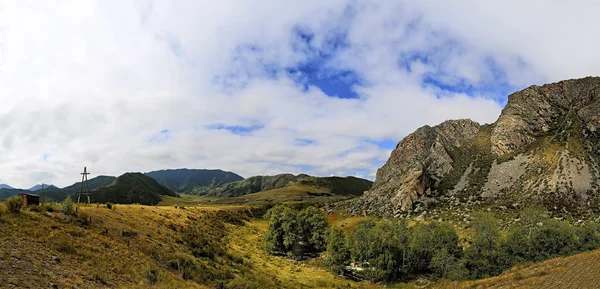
[
  {"x1": 350, "y1": 77, "x2": 600, "y2": 216},
  {"x1": 350, "y1": 119, "x2": 481, "y2": 216},
  {"x1": 492, "y1": 77, "x2": 600, "y2": 155}
]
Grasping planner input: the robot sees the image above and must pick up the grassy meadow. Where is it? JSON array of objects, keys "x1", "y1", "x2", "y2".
[{"x1": 2, "y1": 198, "x2": 600, "y2": 288}]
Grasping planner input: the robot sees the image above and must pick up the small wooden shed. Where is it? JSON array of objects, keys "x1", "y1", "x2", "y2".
[{"x1": 21, "y1": 193, "x2": 40, "y2": 207}]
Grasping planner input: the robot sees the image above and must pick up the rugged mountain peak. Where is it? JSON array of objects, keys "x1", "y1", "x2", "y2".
[
  {"x1": 353, "y1": 119, "x2": 481, "y2": 215},
  {"x1": 350, "y1": 77, "x2": 600, "y2": 216},
  {"x1": 492, "y1": 77, "x2": 600, "y2": 155}
]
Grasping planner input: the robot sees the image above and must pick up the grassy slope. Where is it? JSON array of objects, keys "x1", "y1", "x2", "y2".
[
  {"x1": 439, "y1": 249, "x2": 600, "y2": 289},
  {"x1": 0, "y1": 205, "x2": 206, "y2": 288},
  {"x1": 160, "y1": 185, "x2": 358, "y2": 207},
  {"x1": 0, "y1": 204, "x2": 400, "y2": 289},
  {"x1": 2, "y1": 203, "x2": 598, "y2": 289}
]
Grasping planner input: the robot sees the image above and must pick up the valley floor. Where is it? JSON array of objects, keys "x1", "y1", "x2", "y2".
[{"x1": 1, "y1": 204, "x2": 599, "y2": 288}]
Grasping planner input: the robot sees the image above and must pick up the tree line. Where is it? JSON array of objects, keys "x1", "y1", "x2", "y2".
[{"x1": 265, "y1": 205, "x2": 600, "y2": 282}]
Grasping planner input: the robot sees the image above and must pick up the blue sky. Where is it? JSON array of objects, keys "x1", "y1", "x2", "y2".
[{"x1": 1, "y1": 1, "x2": 599, "y2": 187}]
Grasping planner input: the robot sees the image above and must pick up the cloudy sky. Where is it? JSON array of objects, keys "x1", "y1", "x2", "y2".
[{"x1": 0, "y1": 1, "x2": 599, "y2": 188}]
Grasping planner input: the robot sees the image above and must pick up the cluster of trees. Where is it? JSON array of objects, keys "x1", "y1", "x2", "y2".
[
  {"x1": 325, "y1": 208, "x2": 600, "y2": 282},
  {"x1": 264, "y1": 205, "x2": 600, "y2": 282},
  {"x1": 463, "y1": 208, "x2": 600, "y2": 279},
  {"x1": 264, "y1": 205, "x2": 329, "y2": 256},
  {"x1": 326, "y1": 218, "x2": 465, "y2": 281}
]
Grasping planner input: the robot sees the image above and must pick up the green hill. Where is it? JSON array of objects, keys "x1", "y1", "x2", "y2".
[
  {"x1": 33, "y1": 176, "x2": 119, "y2": 202},
  {"x1": 191, "y1": 173, "x2": 372, "y2": 198},
  {"x1": 145, "y1": 169, "x2": 243, "y2": 193},
  {"x1": 90, "y1": 173, "x2": 176, "y2": 205},
  {"x1": 0, "y1": 188, "x2": 30, "y2": 200}
]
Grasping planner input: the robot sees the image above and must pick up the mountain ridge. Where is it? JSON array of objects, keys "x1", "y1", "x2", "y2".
[
  {"x1": 144, "y1": 168, "x2": 243, "y2": 193},
  {"x1": 349, "y1": 76, "x2": 600, "y2": 216},
  {"x1": 90, "y1": 173, "x2": 176, "y2": 205},
  {"x1": 192, "y1": 173, "x2": 373, "y2": 198}
]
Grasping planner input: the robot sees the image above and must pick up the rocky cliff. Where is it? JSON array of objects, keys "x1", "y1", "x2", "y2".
[{"x1": 350, "y1": 77, "x2": 600, "y2": 216}]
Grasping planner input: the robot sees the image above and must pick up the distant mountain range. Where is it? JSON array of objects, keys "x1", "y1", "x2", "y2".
[
  {"x1": 28, "y1": 184, "x2": 56, "y2": 191},
  {"x1": 0, "y1": 184, "x2": 14, "y2": 190},
  {"x1": 0, "y1": 168, "x2": 373, "y2": 206},
  {"x1": 191, "y1": 173, "x2": 373, "y2": 198},
  {"x1": 144, "y1": 169, "x2": 243, "y2": 193}
]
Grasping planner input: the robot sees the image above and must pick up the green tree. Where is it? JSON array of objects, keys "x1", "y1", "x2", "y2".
[
  {"x1": 369, "y1": 219, "x2": 411, "y2": 281},
  {"x1": 347, "y1": 219, "x2": 411, "y2": 282},
  {"x1": 464, "y1": 213, "x2": 502, "y2": 279},
  {"x1": 62, "y1": 196, "x2": 74, "y2": 216},
  {"x1": 325, "y1": 227, "x2": 350, "y2": 273},
  {"x1": 280, "y1": 207, "x2": 299, "y2": 253},
  {"x1": 574, "y1": 222, "x2": 600, "y2": 252},
  {"x1": 348, "y1": 218, "x2": 378, "y2": 264},
  {"x1": 430, "y1": 248, "x2": 468, "y2": 280},
  {"x1": 265, "y1": 205, "x2": 300, "y2": 254},
  {"x1": 499, "y1": 206, "x2": 549, "y2": 266},
  {"x1": 297, "y1": 206, "x2": 330, "y2": 252},
  {"x1": 409, "y1": 222, "x2": 462, "y2": 273}
]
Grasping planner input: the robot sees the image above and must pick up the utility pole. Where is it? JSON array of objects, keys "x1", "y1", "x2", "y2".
[{"x1": 78, "y1": 167, "x2": 91, "y2": 204}]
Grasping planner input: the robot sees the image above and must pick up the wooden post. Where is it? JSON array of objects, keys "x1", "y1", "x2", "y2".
[{"x1": 40, "y1": 183, "x2": 44, "y2": 205}]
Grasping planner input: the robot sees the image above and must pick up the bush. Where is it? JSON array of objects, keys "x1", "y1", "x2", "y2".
[
  {"x1": 182, "y1": 217, "x2": 227, "y2": 259},
  {"x1": 0, "y1": 203, "x2": 6, "y2": 218},
  {"x1": 62, "y1": 196, "x2": 74, "y2": 216},
  {"x1": 105, "y1": 202, "x2": 113, "y2": 210},
  {"x1": 5, "y1": 196, "x2": 23, "y2": 213}
]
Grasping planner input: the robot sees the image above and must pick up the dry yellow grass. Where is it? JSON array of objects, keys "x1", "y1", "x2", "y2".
[
  {"x1": 2, "y1": 202, "x2": 599, "y2": 289},
  {"x1": 437, "y1": 248, "x2": 600, "y2": 289},
  {"x1": 0, "y1": 204, "x2": 208, "y2": 288}
]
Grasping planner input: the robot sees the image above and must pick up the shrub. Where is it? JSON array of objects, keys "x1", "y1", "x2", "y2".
[
  {"x1": 215, "y1": 209, "x2": 250, "y2": 226},
  {"x1": 43, "y1": 202, "x2": 58, "y2": 212},
  {"x1": 5, "y1": 196, "x2": 23, "y2": 213},
  {"x1": 62, "y1": 196, "x2": 74, "y2": 216},
  {"x1": 105, "y1": 202, "x2": 113, "y2": 210},
  {"x1": 51, "y1": 234, "x2": 77, "y2": 254},
  {"x1": 182, "y1": 217, "x2": 227, "y2": 259},
  {"x1": 0, "y1": 203, "x2": 6, "y2": 219}
]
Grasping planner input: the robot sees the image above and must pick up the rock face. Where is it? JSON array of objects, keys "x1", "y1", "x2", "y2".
[{"x1": 350, "y1": 77, "x2": 600, "y2": 216}]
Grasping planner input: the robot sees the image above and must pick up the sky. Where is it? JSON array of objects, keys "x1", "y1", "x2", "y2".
[{"x1": 0, "y1": 0, "x2": 599, "y2": 188}]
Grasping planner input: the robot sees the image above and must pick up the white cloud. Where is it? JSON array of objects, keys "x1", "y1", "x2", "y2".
[{"x1": 0, "y1": 0, "x2": 597, "y2": 188}]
